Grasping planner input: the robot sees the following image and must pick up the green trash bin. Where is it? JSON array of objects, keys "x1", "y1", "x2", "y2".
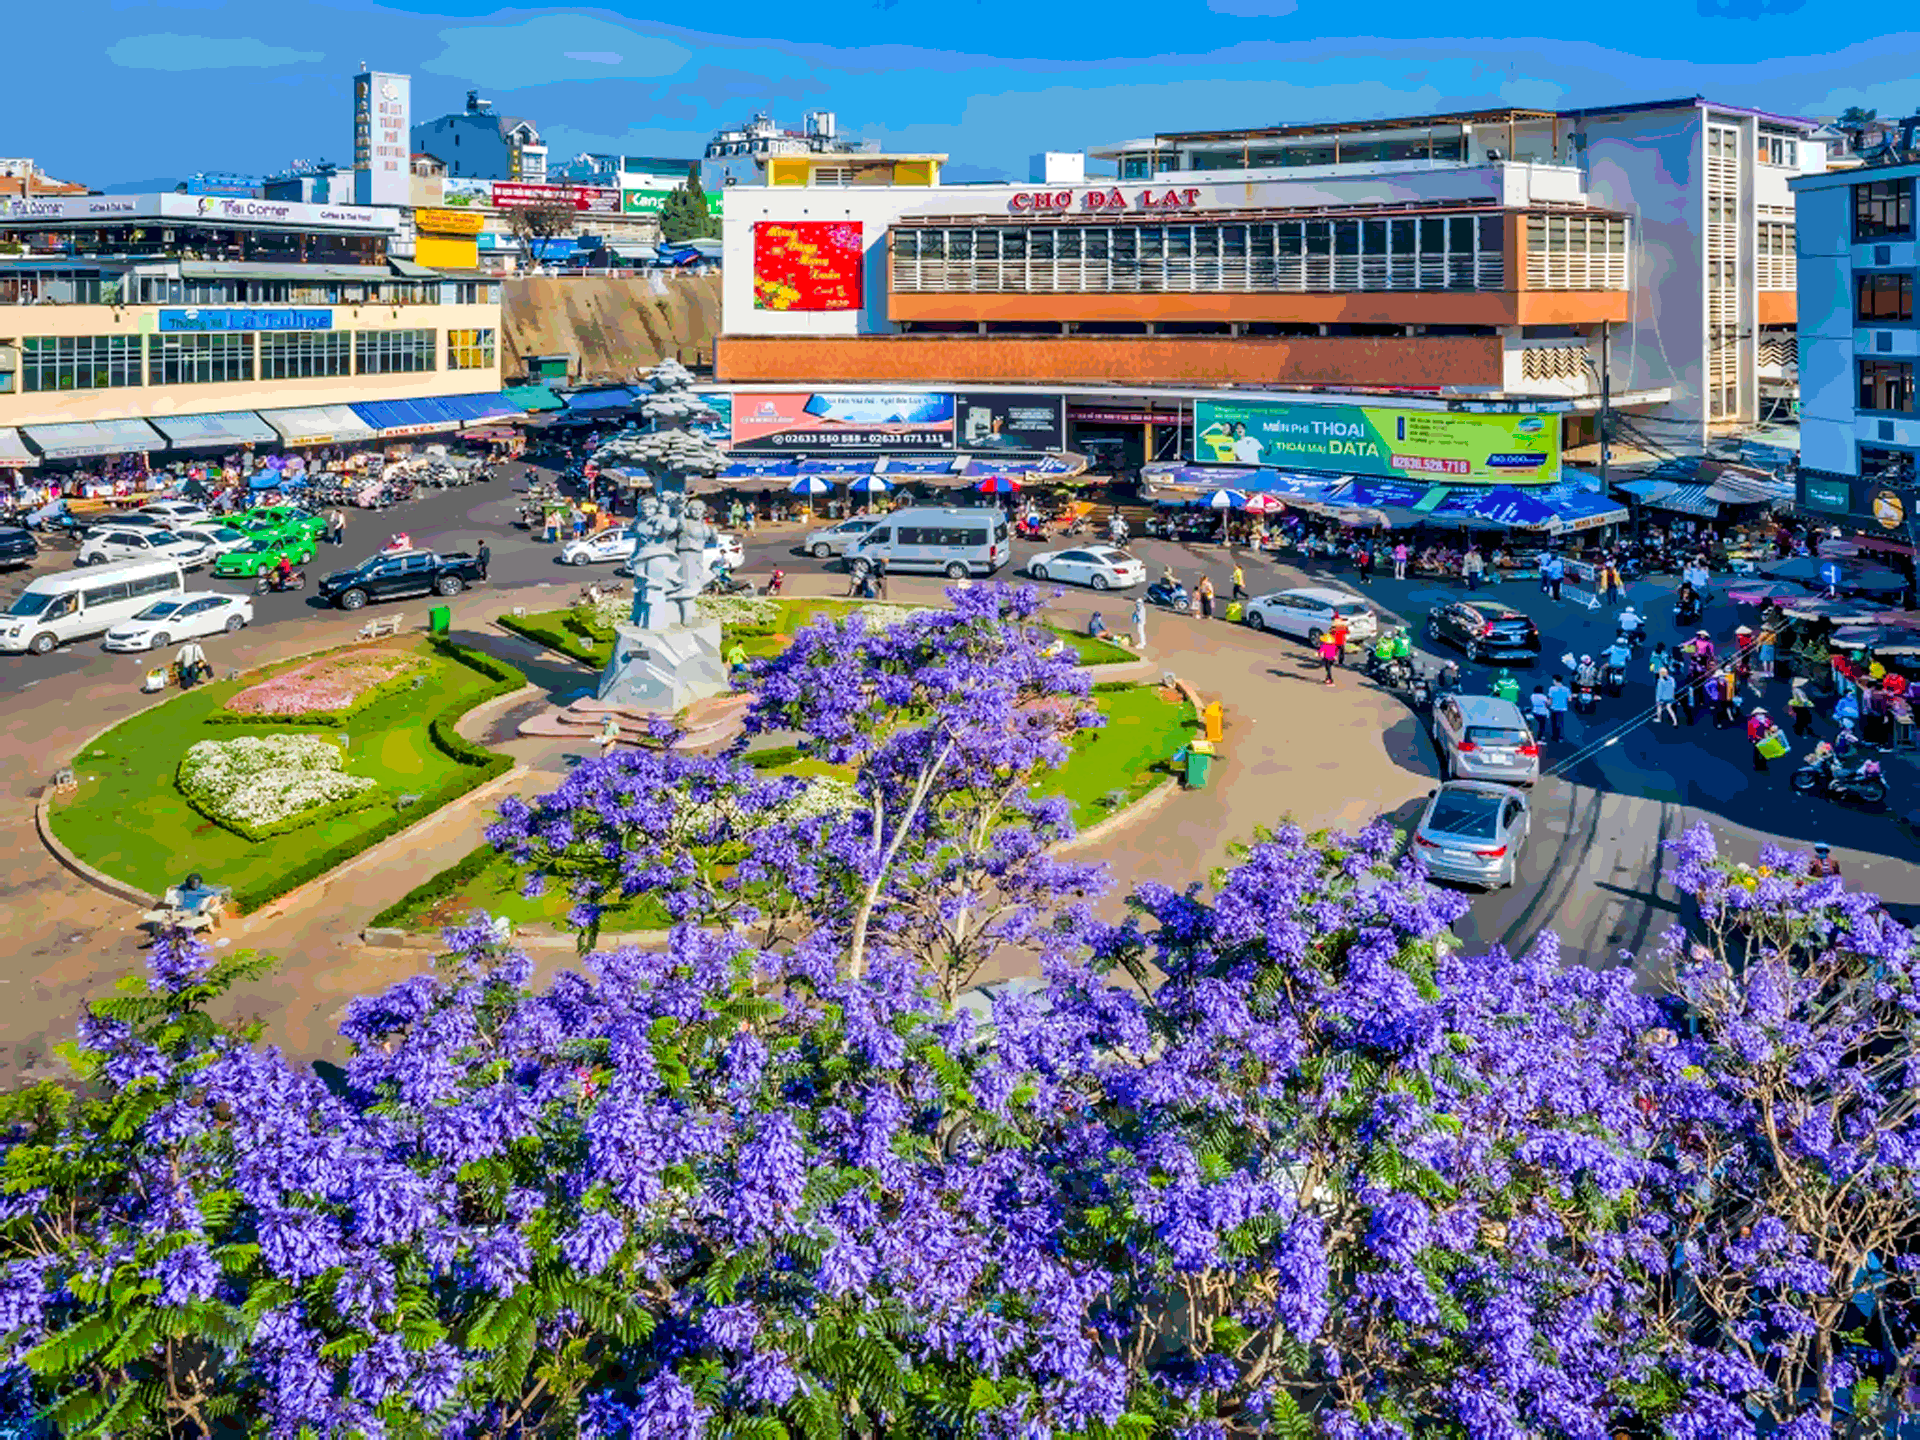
[
  {"x1": 1177, "y1": 744, "x2": 1215, "y2": 789},
  {"x1": 429, "y1": 604, "x2": 451, "y2": 635}
]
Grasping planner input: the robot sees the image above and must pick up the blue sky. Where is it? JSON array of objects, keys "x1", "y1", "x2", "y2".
[{"x1": 33, "y1": 0, "x2": 1920, "y2": 187}]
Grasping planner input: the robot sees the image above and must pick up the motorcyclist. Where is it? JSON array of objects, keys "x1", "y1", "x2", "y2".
[
  {"x1": 272, "y1": 554, "x2": 295, "y2": 590},
  {"x1": 1605, "y1": 635, "x2": 1632, "y2": 675},
  {"x1": 1616, "y1": 605, "x2": 1643, "y2": 644},
  {"x1": 1388, "y1": 626, "x2": 1411, "y2": 661},
  {"x1": 1491, "y1": 668, "x2": 1521, "y2": 704},
  {"x1": 1576, "y1": 654, "x2": 1600, "y2": 690}
]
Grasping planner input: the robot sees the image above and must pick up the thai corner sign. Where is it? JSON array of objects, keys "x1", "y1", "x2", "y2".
[{"x1": 1192, "y1": 399, "x2": 1561, "y2": 484}]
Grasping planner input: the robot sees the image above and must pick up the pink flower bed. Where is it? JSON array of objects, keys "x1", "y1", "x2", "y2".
[{"x1": 225, "y1": 652, "x2": 420, "y2": 718}]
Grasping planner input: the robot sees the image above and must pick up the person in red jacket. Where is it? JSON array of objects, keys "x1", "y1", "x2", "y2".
[{"x1": 1746, "y1": 707, "x2": 1776, "y2": 772}]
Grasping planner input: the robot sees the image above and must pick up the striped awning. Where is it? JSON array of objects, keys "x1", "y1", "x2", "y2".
[
  {"x1": 0, "y1": 428, "x2": 36, "y2": 467},
  {"x1": 21, "y1": 417, "x2": 166, "y2": 460},
  {"x1": 148, "y1": 411, "x2": 279, "y2": 448},
  {"x1": 261, "y1": 405, "x2": 377, "y2": 447}
]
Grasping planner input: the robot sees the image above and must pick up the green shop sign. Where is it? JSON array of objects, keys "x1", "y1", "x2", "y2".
[
  {"x1": 621, "y1": 188, "x2": 726, "y2": 217},
  {"x1": 1803, "y1": 478, "x2": 1851, "y2": 513},
  {"x1": 1193, "y1": 399, "x2": 1561, "y2": 484}
]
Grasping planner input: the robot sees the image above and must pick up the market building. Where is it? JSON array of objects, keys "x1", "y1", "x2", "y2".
[
  {"x1": 1790, "y1": 157, "x2": 1919, "y2": 549},
  {"x1": 715, "y1": 100, "x2": 1826, "y2": 469},
  {"x1": 0, "y1": 193, "x2": 509, "y2": 469}
]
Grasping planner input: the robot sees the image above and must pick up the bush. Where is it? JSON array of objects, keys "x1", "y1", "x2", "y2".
[
  {"x1": 206, "y1": 652, "x2": 428, "y2": 727},
  {"x1": 498, "y1": 611, "x2": 607, "y2": 667},
  {"x1": 368, "y1": 842, "x2": 498, "y2": 927}
]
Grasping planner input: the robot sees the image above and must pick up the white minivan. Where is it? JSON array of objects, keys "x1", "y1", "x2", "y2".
[
  {"x1": 844, "y1": 507, "x2": 1011, "y2": 580},
  {"x1": 0, "y1": 558, "x2": 187, "y2": 655}
]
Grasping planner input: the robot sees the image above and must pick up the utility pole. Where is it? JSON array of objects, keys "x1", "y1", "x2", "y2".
[{"x1": 1598, "y1": 319, "x2": 1612, "y2": 494}]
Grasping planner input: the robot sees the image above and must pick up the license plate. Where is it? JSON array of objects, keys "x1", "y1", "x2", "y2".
[{"x1": 1487, "y1": 751, "x2": 1512, "y2": 764}]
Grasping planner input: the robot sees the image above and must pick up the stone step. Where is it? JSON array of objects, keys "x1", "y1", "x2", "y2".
[
  {"x1": 683, "y1": 690, "x2": 754, "y2": 727},
  {"x1": 670, "y1": 718, "x2": 746, "y2": 754}
]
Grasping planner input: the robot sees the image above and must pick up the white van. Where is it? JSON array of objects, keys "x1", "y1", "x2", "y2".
[
  {"x1": 845, "y1": 507, "x2": 1011, "y2": 580},
  {"x1": 0, "y1": 558, "x2": 187, "y2": 655}
]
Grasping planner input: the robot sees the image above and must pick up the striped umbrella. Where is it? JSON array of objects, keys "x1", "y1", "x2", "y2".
[
  {"x1": 1242, "y1": 493, "x2": 1285, "y2": 513},
  {"x1": 787, "y1": 476, "x2": 832, "y2": 496},
  {"x1": 976, "y1": 475, "x2": 1022, "y2": 494},
  {"x1": 847, "y1": 475, "x2": 892, "y2": 494},
  {"x1": 1204, "y1": 488, "x2": 1250, "y2": 509}
]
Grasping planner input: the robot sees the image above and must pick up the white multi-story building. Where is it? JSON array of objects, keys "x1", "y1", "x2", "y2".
[{"x1": 1790, "y1": 158, "x2": 1918, "y2": 543}]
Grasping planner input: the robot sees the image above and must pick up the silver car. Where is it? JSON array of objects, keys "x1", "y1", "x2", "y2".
[
  {"x1": 803, "y1": 516, "x2": 882, "y2": 558},
  {"x1": 1431, "y1": 693, "x2": 1541, "y2": 785},
  {"x1": 1411, "y1": 781, "x2": 1530, "y2": 889}
]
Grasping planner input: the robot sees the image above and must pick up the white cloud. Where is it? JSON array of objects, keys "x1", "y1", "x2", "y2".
[
  {"x1": 422, "y1": 15, "x2": 690, "y2": 89},
  {"x1": 107, "y1": 33, "x2": 322, "y2": 70}
]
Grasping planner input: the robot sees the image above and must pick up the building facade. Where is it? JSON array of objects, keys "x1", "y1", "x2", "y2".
[
  {"x1": 1791, "y1": 160, "x2": 1919, "y2": 543},
  {"x1": 0, "y1": 195, "x2": 501, "y2": 444},
  {"x1": 412, "y1": 93, "x2": 544, "y2": 183}
]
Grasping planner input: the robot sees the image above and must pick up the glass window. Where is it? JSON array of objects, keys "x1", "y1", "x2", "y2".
[
  {"x1": 1855, "y1": 179, "x2": 1915, "y2": 241},
  {"x1": 1333, "y1": 220, "x2": 1360, "y2": 255},
  {"x1": 1112, "y1": 228, "x2": 1137, "y2": 261},
  {"x1": 260, "y1": 330, "x2": 352, "y2": 380},
  {"x1": 21, "y1": 335, "x2": 143, "y2": 392},
  {"x1": 447, "y1": 327, "x2": 496, "y2": 371},
  {"x1": 354, "y1": 328, "x2": 438, "y2": 375},
  {"x1": 1194, "y1": 226, "x2": 1218, "y2": 259},
  {"x1": 1361, "y1": 219, "x2": 1387, "y2": 255},
  {"x1": 1420, "y1": 218, "x2": 1446, "y2": 252},
  {"x1": 1861, "y1": 359, "x2": 1916, "y2": 413},
  {"x1": 1305, "y1": 222, "x2": 1331, "y2": 256},
  {"x1": 1391, "y1": 219, "x2": 1416, "y2": 255},
  {"x1": 1056, "y1": 230, "x2": 1081, "y2": 259},
  {"x1": 975, "y1": 231, "x2": 999, "y2": 261},
  {"x1": 948, "y1": 230, "x2": 973, "y2": 260},
  {"x1": 1221, "y1": 225, "x2": 1246, "y2": 257},
  {"x1": 1479, "y1": 215, "x2": 1503, "y2": 254},
  {"x1": 1029, "y1": 230, "x2": 1053, "y2": 261},
  {"x1": 1250, "y1": 225, "x2": 1275, "y2": 257},
  {"x1": 1137, "y1": 227, "x2": 1162, "y2": 260},
  {"x1": 1001, "y1": 229, "x2": 1026, "y2": 260},
  {"x1": 1449, "y1": 216, "x2": 1475, "y2": 252},
  {"x1": 893, "y1": 231, "x2": 919, "y2": 260},
  {"x1": 148, "y1": 332, "x2": 254, "y2": 386},
  {"x1": 1276, "y1": 224, "x2": 1302, "y2": 257},
  {"x1": 1085, "y1": 230, "x2": 1109, "y2": 260},
  {"x1": 1858, "y1": 272, "x2": 1915, "y2": 322},
  {"x1": 1166, "y1": 228, "x2": 1191, "y2": 260},
  {"x1": 919, "y1": 230, "x2": 945, "y2": 260}
]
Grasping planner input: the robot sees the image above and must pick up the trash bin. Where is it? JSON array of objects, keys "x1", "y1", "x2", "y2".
[
  {"x1": 1203, "y1": 702, "x2": 1224, "y2": 744},
  {"x1": 1184, "y1": 749, "x2": 1213, "y2": 789},
  {"x1": 1225, "y1": 600, "x2": 1245, "y2": 624},
  {"x1": 429, "y1": 604, "x2": 451, "y2": 635}
]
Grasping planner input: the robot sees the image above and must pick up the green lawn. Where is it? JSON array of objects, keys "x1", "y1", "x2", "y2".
[
  {"x1": 50, "y1": 641, "x2": 509, "y2": 908},
  {"x1": 377, "y1": 683, "x2": 1191, "y2": 933}
]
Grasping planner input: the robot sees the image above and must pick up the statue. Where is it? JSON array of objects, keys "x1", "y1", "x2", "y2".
[
  {"x1": 624, "y1": 494, "x2": 681, "y2": 630},
  {"x1": 671, "y1": 497, "x2": 715, "y2": 625}
]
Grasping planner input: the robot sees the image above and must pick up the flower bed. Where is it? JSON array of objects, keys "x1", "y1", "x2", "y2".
[
  {"x1": 217, "y1": 651, "x2": 425, "y2": 726},
  {"x1": 177, "y1": 733, "x2": 381, "y2": 840}
]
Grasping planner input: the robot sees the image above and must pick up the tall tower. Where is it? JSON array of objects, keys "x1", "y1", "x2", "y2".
[{"x1": 353, "y1": 66, "x2": 411, "y2": 207}]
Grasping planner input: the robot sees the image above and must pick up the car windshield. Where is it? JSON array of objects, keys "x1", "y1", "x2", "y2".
[
  {"x1": 1465, "y1": 725, "x2": 1531, "y2": 746},
  {"x1": 132, "y1": 601, "x2": 185, "y2": 620},
  {"x1": 204, "y1": 528, "x2": 248, "y2": 542},
  {"x1": 147, "y1": 532, "x2": 189, "y2": 547},
  {"x1": 1332, "y1": 601, "x2": 1371, "y2": 617},
  {"x1": 8, "y1": 592, "x2": 55, "y2": 618},
  {"x1": 1100, "y1": 550, "x2": 1139, "y2": 564},
  {"x1": 1425, "y1": 794, "x2": 1501, "y2": 839}
]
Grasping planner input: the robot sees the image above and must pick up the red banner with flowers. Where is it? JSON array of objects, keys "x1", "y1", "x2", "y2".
[{"x1": 752, "y1": 222, "x2": 864, "y2": 311}]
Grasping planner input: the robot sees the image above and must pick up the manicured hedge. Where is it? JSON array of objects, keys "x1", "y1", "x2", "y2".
[
  {"x1": 204, "y1": 654, "x2": 429, "y2": 727},
  {"x1": 368, "y1": 842, "x2": 499, "y2": 928},
  {"x1": 497, "y1": 612, "x2": 608, "y2": 668},
  {"x1": 228, "y1": 641, "x2": 525, "y2": 914}
]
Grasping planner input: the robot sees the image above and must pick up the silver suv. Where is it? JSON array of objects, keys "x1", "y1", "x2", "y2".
[
  {"x1": 803, "y1": 516, "x2": 882, "y2": 558},
  {"x1": 1431, "y1": 693, "x2": 1540, "y2": 785}
]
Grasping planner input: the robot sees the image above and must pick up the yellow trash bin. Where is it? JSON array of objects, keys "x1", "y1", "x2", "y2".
[{"x1": 1203, "y1": 702, "x2": 1224, "y2": 744}]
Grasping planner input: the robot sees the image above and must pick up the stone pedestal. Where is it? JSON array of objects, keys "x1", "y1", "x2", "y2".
[{"x1": 596, "y1": 621, "x2": 727, "y2": 712}]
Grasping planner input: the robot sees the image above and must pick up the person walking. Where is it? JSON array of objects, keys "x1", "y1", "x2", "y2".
[
  {"x1": 1747, "y1": 707, "x2": 1777, "y2": 772},
  {"x1": 1755, "y1": 623, "x2": 1778, "y2": 681},
  {"x1": 476, "y1": 540, "x2": 491, "y2": 580},
  {"x1": 1131, "y1": 595, "x2": 1147, "y2": 652},
  {"x1": 1788, "y1": 676, "x2": 1816, "y2": 736},
  {"x1": 1392, "y1": 540, "x2": 1409, "y2": 580},
  {"x1": 1197, "y1": 575, "x2": 1216, "y2": 619},
  {"x1": 1328, "y1": 615, "x2": 1350, "y2": 667},
  {"x1": 1713, "y1": 669, "x2": 1740, "y2": 729},
  {"x1": 1318, "y1": 631, "x2": 1340, "y2": 685},
  {"x1": 1356, "y1": 543, "x2": 1374, "y2": 584},
  {"x1": 1528, "y1": 684, "x2": 1553, "y2": 739},
  {"x1": 328, "y1": 507, "x2": 347, "y2": 546},
  {"x1": 874, "y1": 555, "x2": 889, "y2": 600},
  {"x1": 1545, "y1": 552, "x2": 1565, "y2": 601},
  {"x1": 597, "y1": 713, "x2": 621, "y2": 758},
  {"x1": 768, "y1": 566, "x2": 785, "y2": 596},
  {"x1": 1600, "y1": 557, "x2": 1622, "y2": 605},
  {"x1": 1547, "y1": 673, "x2": 1571, "y2": 742},
  {"x1": 1654, "y1": 667, "x2": 1679, "y2": 725},
  {"x1": 1230, "y1": 562, "x2": 1248, "y2": 603},
  {"x1": 1463, "y1": 546, "x2": 1484, "y2": 591}
]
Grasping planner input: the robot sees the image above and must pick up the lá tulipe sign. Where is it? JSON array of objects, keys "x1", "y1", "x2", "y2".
[{"x1": 1009, "y1": 187, "x2": 1203, "y2": 214}]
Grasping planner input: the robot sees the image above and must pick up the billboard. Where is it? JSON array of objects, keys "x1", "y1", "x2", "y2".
[
  {"x1": 159, "y1": 309, "x2": 331, "y2": 332},
  {"x1": 732, "y1": 391, "x2": 953, "y2": 452},
  {"x1": 621, "y1": 187, "x2": 726, "y2": 217},
  {"x1": 955, "y1": 392, "x2": 1064, "y2": 453},
  {"x1": 1193, "y1": 400, "x2": 1561, "y2": 484},
  {"x1": 693, "y1": 392, "x2": 732, "y2": 445},
  {"x1": 351, "y1": 71, "x2": 410, "y2": 208},
  {"x1": 752, "y1": 222, "x2": 863, "y2": 311},
  {"x1": 489, "y1": 182, "x2": 620, "y2": 214}
]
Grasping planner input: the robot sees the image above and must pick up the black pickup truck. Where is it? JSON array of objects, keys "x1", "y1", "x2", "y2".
[
  {"x1": 316, "y1": 548, "x2": 486, "y2": 610},
  {"x1": 0, "y1": 527, "x2": 38, "y2": 571}
]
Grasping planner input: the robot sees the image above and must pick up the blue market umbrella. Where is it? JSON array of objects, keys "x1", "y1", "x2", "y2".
[
  {"x1": 847, "y1": 475, "x2": 891, "y2": 494},
  {"x1": 1465, "y1": 486, "x2": 1560, "y2": 529},
  {"x1": 787, "y1": 476, "x2": 832, "y2": 496},
  {"x1": 1204, "y1": 488, "x2": 1250, "y2": 509}
]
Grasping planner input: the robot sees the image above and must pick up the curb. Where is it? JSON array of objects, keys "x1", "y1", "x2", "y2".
[
  {"x1": 452, "y1": 681, "x2": 543, "y2": 742},
  {"x1": 1053, "y1": 775, "x2": 1181, "y2": 856},
  {"x1": 1078, "y1": 655, "x2": 1159, "y2": 682},
  {"x1": 36, "y1": 789, "x2": 155, "y2": 906}
]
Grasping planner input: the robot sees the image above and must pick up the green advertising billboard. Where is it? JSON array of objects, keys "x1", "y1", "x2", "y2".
[
  {"x1": 1193, "y1": 399, "x2": 1561, "y2": 484},
  {"x1": 620, "y1": 188, "x2": 726, "y2": 216}
]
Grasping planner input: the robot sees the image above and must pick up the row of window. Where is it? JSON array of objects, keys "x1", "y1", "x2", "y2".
[
  {"x1": 15, "y1": 328, "x2": 495, "y2": 392},
  {"x1": 0, "y1": 276, "x2": 504, "y2": 308},
  {"x1": 1860, "y1": 272, "x2": 1915, "y2": 322},
  {"x1": 896, "y1": 215, "x2": 1505, "y2": 262},
  {"x1": 1860, "y1": 359, "x2": 1916, "y2": 414},
  {"x1": 1856, "y1": 179, "x2": 1915, "y2": 242}
]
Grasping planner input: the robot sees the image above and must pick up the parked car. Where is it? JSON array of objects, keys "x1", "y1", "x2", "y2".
[
  {"x1": 213, "y1": 534, "x2": 319, "y2": 579},
  {"x1": 802, "y1": 516, "x2": 883, "y2": 558},
  {"x1": 0, "y1": 558, "x2": 186, "y2": 655},
  {"x1": 1410, "y1": 780, "x2": 1531, "y2": 889},
  {"x1": 561, "y1": 531, "x2": 639, "y2": 566},
  {"x1": 102, "y1": 592, "x2": 253, "y2": 651},
  {"x1": 1430, "y1": 693, "x2": 1541, "y2": 785},
  {"x1": 1242, "y1": 587, "x2": 1377, "y2": 644},
  {"x1": 174, "y1": 523, "x2": 262, "y2": 558},
  {"x1": 232, "y1": 506, "x2": 327, "y2": 547},
  {"x1": 78, "y1": 512, "x2": 171, "y2": 536},
  {"x1": 135, "y1": 500, "x2": 212, "y2": 529},
  {"x1": 76, "y1": 526, "x2": 214, "y2": 569},
  {"x1": 1026, "y1": 545, "x2": 1147, "y2": 591},
  {"x1": 0, "y1": 526, "x2": 38, "y2": 570},
  {"x1": 614, "y1": 534, "x2": 746, "y2": 579},
  {"x1": 844, "y1": 507, "x2": 1011, "y2": 580},
  {"x1": 1425, "y1": 601, "x2": 1541, "y2": 665},
  {"x1": 317, "y1": 549, "x2": 486, "y2": 610}
]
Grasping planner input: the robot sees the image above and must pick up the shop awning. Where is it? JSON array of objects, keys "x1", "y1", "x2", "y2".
[
  {"x1": 388, "y1": 259, "x2": 439, "y2": 280},
  {"x1": 261, "y1": 405, "x2": 377, "y2": 447},
  {"x1": 21, "y1": 417, "x2": 166, "y2": 460},
  {"x1": 1538, "y1": 487, "x2": 1629, "y2": 531},
  {"x1": 0, "y1": 429, "x2": 37, "y2": 467},
  {"x1": 560, "y1": 387, "x2": 641, "y2": 412},
  {"x1": 502, "y1": 384, "x2": 564, "y2": 413},
  {"x1": 1633, "y1": 483, "x2": 1722, "y2": 519},
  {"x1": 882, "y1": 456, "x2": 968, "y2": 477},
  {"x1": 149, "y1": 411, "x2": 279, "y2": 449},
  {"x1": 433, "y1": 393, "x2": 522, "y2": 426},
  {"x1": 349, "y1": 399, "x2": 462, "y2": 439},
  {"x1": 720, "y1": 457, "x2": 799, "y2": 481}
]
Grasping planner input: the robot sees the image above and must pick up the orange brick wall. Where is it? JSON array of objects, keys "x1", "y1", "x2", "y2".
[{"x1": 715, "y1": 333, "x2": 1506, "y2": 388}]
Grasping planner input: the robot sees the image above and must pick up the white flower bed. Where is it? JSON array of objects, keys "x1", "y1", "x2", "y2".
[
  {"x1": 178, "y1": 734, "x2": 378, "y2": 836},
  {"x1": 854, "y1": 604, "x2": 939, "y2": 632},
  {"x1": 694, "y1": 594, "x2": 781, "y2": 629},
  {"x1": 574, "y1": 593, "x2": 629, "y2": 632}
]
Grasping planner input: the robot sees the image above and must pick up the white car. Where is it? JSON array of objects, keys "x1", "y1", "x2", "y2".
[
  {"x1": 1243, "y1": 587, "x2": 1378, "y2": 644},
  {"x1": 803, "y1": 516, "x2": 883, "y2": 558},
  {"x1": 136, "y1": 500, "x2": 212, "y2": 529},
  {"x1": 77, "y1": 527, "x2": 215, "y2": 570},
  {"x1": 614, "y1": 532, "x2": 746, "y2": 578},
  {"x1": 561, "y1": 531, "x2": 639, "y2": 566},
  {"x1": 102, "y1": 592, "x2": 253, "y2": 651},
  {"x1": 1027, "y1": 546, "x2": 1147, "y2": 591},
  {"x1": 174, "y1": 523, "x2": 260, "y2": 557}
]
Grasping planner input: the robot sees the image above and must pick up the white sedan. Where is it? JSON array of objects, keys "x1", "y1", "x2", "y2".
[
  {"x1": 136, "y1": 500, "x2": 212, "y2": 529},
  {"x1": 77, "y1": 526, "x2": 215, "y2": 569},
  {"x1": 1243, "y1": 587, "x2": 1378, "y2": 644},
  {"x1": 614, "y1": 533, "x2": 746, "y2": 576},
  {"x1": 561, "y1": 531, "x2": 638, "y2": 566},
  {"x1": 1027, "y1": 546, "x2": 1147, "y2": 591},
  {"x1": 102, "y1": 592, "x2": 254, "y2": 651},
  {"x1": 175, "y1": 522, "x2": 261, "y2": 557}
]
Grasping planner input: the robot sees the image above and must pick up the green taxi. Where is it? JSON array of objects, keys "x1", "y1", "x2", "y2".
[
  {"x1": 213, "y1": 533, "x2": 318, "y2": 578},
  {"x1": 232, "y1": 506, "x2": 327, "y2": 547}
]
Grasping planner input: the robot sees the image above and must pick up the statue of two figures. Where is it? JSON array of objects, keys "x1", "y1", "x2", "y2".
[{"x1": 626, "y1": 492, "x2": 717, "y2": 631}]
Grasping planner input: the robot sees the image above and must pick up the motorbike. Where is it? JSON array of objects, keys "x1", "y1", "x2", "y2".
[
  {"x1": 703, "y1": 572, "x2": 753, "y2": 596},
  {"x1": 255, "y1": 569, "x2": 307, "y2": 595},
  {"x1": 1062, "y1": 515, "x2": 1090, "y2": 537},
  {"x1": 1366, "y1": 651, "x2": 1412, "y2": 688},
  {"x1": 1409, "y1": 669, "x2": 1434, "y2": 708},
  {"x1": 1603, "y1": 661, "x2": 1626, "y2": 698},
  {"x1": 1146, "y1": 578, "x2": 1190, "y2": 611},
  {"x1": 1575, "y1": 675, "x2": 1599, "y2": 713},
  {"x1": 1674, "y1": 593, "x2": 1703, "y2": 627},
  {"x1": 1792, "y1": 744, "x2": 1888, "y2": 806}
]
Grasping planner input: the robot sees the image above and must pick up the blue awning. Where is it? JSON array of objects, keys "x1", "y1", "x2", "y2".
[
  {"x1": 797, "y1": 458, "x2": 872, "y2": 477},
  {"x1": 882, "y1": 456, "x2": 968, "y2": 477},
  {"x1": 148, "y1": 411, "x2": 279, "y2": 449},
  {"x1": 560, "y1": 387, "x2": 640, "y2": 412},
  {"x1": 22, "y1": 417, "x2": 166, "y2": 460},
  {"x1": 720, "y1": 457, "x2": 798, "y2": 480},
  {"x1": 348, "y1": 399, "x2": 462, "y2": 438},
  {"x1": 434, "y1": 393, "x2": 521, "y2": 426}
]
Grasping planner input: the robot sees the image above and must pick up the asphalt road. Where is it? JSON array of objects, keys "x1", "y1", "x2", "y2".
[{"x1": 10, "y1": 461, "x2": 1920, "y2": 970}]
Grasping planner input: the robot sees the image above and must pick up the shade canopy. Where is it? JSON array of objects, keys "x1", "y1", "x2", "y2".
[
  {"x1": 0, "y1": 429, "x2": 36, "y2": 468},
  {"x1": 787, "y1": 476, "x2": 831, "y2": 495},
  {"x1": 1203, "y1": 488, "x2": 1249, "y2": 509},
  {"x1": 975, "y1": 475, "x2": 1021, "y2": 494},
  {"x1": 848, "y1": 475, "x2": 891, "y2": 494},
  {"x1": 21, "y1": 417, "x2": 165, "y2": 460},
  {"x1": 148, "y1": 411, "x2": 278, "y2": 448},
  {"x1": 261, "y1": 405, "x2": 377, "y2": 447}
]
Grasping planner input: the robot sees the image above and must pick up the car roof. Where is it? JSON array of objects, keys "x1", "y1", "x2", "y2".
[
  {"x1": 1450, "y1": 693, "x2": 1530, "y2": 722},
  {"x1": 1430, "y1": 779, "x2": 1527, "y2": 802},
  {"x1": 1281, "y1": 587, "x2": 1367, "y2": 605},
  {"x1": 1458, "y1": 601, "x2": 1528, "y2": 619}
]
